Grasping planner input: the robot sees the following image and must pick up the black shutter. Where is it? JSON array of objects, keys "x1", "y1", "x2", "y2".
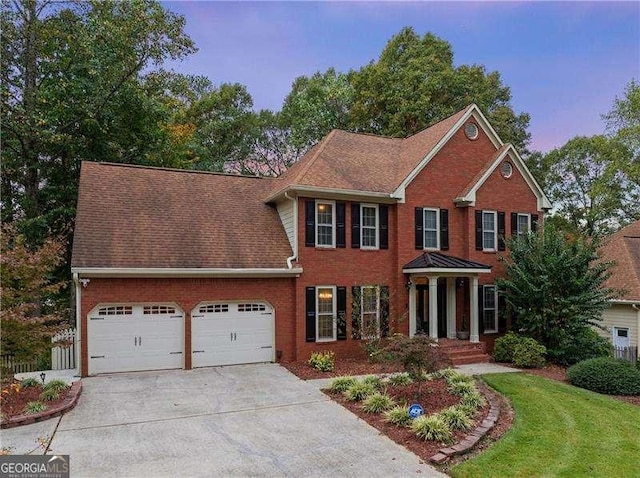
[
  {"x1": 440, "y1": 209, "x2": 449, "y2": 251},
  {"x1": 498, "y1": 290, "x2": 507, "y2": 333},
  {"x1": 498, "y1": 211, "x2": 506, "y2": 251},
  {"x1": 336, "y1": 202, "x2": 346, "y2": 248},
  {"x1": 351, "y1": 203, "x2": 360, "y2": 248},
  {"x1": 305, "y1": 287, "x2": 316, "y2": 342},
  {"x1": 475, "y1": 210, "x2": 483, "y2": 251},
  {"x1": 478, "y1": 284, "x2": 485, "y2": 334},
  {"x1": 380, "y1": 286, "x2": 390, "y2": 337},
  {"x1": 305, "y1": 200, "x2": 315, "y2": 247},
  {"x1": 511, "y1": 212, "x2": 518, "y2": 237},
  {"x1": 531, "y1": 214, "x2": 539, "y2": 232},
  {"x1": 415, "y1": 207, "x2": 424, "y2": 249},
  {"x1": 337, "y1": 286, "x2": 347, "y2": 340},
  {"x1": 379, "y1": 205, "x2": 389, "y2": 249},
  {"x1": 351, "y1": 286, "x2": 361, "y2": 339}
]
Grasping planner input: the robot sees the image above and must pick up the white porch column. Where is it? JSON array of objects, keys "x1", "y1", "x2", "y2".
[
  {"x1": 470, "y1": 276, "x2": 480, "y2": 343},
  {"x1": 446, "y1": 277, "x2": 456, "y2": 339},
  {"x1": 408, "y1": 281, "x2": 417, "y2": 337},
  {"x1": 428, "y1": 276, "x2": 439, "y2": 341}
]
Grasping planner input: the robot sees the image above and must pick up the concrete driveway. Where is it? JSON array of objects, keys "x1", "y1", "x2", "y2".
[{"x1": 2, "y1": 364, "x2": 445, "y2": 477}]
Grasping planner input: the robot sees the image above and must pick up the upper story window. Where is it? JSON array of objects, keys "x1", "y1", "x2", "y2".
[
  {"x1": 316, "y1": 201, "x2": 335, "y2": 247},
  {"x1": 415, "y1": 207, "x2": 449, "y2": 251},
  {"x1": 517, "y1": 213, "x2": 530, "y2": 235},
  {"x1": 361, "y1": 204, "x2": 379, "y2": 249},
  {"x1": 482, "y1": 211, "x2": 497, "y2": 251},
  {"x1": 510, "y1": 212, "x2": 539, "y2": 238},
  {"x1": 476, "y1": 210, "x2": 506, "y2": 252},
  {"x1": 423, "y1": 208, "x2": 440, "y2": 249}
]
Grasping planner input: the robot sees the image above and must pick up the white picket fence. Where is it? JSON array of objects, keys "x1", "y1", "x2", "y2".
[{"x1": 51, "y1": 328, "x2": 77, "y2": 370}]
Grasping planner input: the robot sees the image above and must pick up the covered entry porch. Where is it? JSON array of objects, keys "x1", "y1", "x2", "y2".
[{"x1": 403, "y1": 252, "x2": 492, "y2": 343}]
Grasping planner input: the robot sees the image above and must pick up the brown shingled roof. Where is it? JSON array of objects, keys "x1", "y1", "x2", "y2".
[
  {"x1": 71, "y1": 162, "x2": 293, "y2": 269},
  {"x1": 267, "y1": 105, "x2": 472, "y2": 199},
  {"x1": 600, "y1": 221, "x2": 640, "y2": 301}
]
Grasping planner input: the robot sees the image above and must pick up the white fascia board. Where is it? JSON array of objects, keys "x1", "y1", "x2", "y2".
[
  {"x1": 72, "y1": 267, "x2": 303, "y2": 278},
  {"x1": 392, "y1": 105, "x2": 504, "y2": 200},
  {"x1": 403, "y1": 267, "x2": 492, "y2": 275},
  {"x1": 267, "y1": 185, "x2": 397, "y2": 204},
  {"x1": 609, "y1": 299, "x2": 640, "y2": 305},
  {"x1": 457, "y1": 145, "x2": 552, "y2": 212}
]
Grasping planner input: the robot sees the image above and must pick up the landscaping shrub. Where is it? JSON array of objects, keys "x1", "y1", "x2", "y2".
[
  {"x1": 461, "y1": 390, "x2": 486, "y2": 410},
  {"x1": 361, "y1": 392, "x2": 396, "y2": 413},
  {"x1": 329, "y1": 376, "x2": 357, "y2": 393},
  {"x1": 39, "y1": 388, "x2": 60, "y2": 401},
  {"x1": 447, "y1": 380, "x2": 476, "y2": 396},
  {"x1": 361, "y1": 375, "x2": 384, "y2": 390},
  {"x1": 512, "y1": 338, "x2": 547, "y2": 368},
  {"x1": 548, "y1": 328, "x2": 612, "y2": 366},
  {"x1": 24, "y1": 401, "x2": 46, "y2": 414},
  {"x1": 567, "y1": 357, "x2": 640, "y2": 395},
  {"x1": 411, "y1": 414, "x2": 454, "y2": 444},
  {"x1": 440, "y1": 405, "x2": 474, "y2": 431},
  {"x1": 43, "y1": 379, "x2": 69, "y2": 394},
  {"x1": 384, "y1": 406, "x2": 412, "y2": 427},
  {"x1": 387, "y1": 373, "x2": 413, "y2": 387},
  {"x1": 20, "y1": 377, "x2": 40, "y2": 388},
  {"x1": 308, "y1": 351, "x2": 335, "y2": 372},
  {"x1": 493, "y1": 331, "x2": 520, "y2": 363},
  {"x1": 344, "y1": 381, "x2": 376, "y2": 401}
]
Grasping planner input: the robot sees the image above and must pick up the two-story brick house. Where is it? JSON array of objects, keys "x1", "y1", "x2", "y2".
[{"x1": 71, "y1": 104, "x2": 551, "y2": 376}]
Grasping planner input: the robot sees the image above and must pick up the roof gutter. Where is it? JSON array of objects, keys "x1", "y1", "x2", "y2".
[
  {"x1": 284, "y1": 191, "x2": 298, "y2": 269},
  {"x1": 266, "y1": 185, "x2": 396, "y2": 204},
  {"x1": 71, "y1": 267, "x2": 303, "y2": 278}
]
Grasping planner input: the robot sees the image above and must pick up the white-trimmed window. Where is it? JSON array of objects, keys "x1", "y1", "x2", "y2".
[
  {"x1": 316, "y1": 286, "x2": 336, "y2": 341},
  {"x1": 423, "y1": 208, "x2": 440, "y2": 249},
  {"x1": 316, "y1": 201, "x2": 335, "y2": 247},
  {"x1": 483, "y1": 285, "x2": 498, "y2": 333},
  {"x1": 360, "y1": 286, "x2": 380, "y2": 337},
  {"x1": 482, "y1": 211, "x2": 497, "y2": 251},
  {"x1": 361, "y1": 204, "x2": 379, "y2": 249},
  {"x1": 517, "y1": 213, "x2": 530, "y2": 235}
]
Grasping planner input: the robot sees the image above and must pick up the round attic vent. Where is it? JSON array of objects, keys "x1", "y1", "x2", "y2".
[
  {"x1": 464, "y1": 122, "x2": 479, "y2": 140},
  {"x1": 501, "y1": 161, "x2": 513, "y2": 178}
]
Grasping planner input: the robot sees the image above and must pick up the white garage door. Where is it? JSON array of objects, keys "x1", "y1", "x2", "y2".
[
  {"x1": 88, "y1": 304, "x2": 184, "y2": 374},
  {"x1": 191, "y1": 302, "x2": 274, "y2": 368}
]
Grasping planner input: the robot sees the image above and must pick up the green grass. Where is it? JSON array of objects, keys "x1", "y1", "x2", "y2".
[{"x1": 451, "y1": 373, "x2": 640, "y2": 478}]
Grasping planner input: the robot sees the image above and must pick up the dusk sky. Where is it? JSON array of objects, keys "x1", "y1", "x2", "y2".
[{"x1": 162, "y1": 1, "x2": 639, "y2": 153}]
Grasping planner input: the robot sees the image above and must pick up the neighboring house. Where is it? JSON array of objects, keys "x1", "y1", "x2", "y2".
[
  {"x1": 71, "y1": 104, "x2": 551, "y2": 376},
  {"x1": 598, "y1": 220, "x2": 640, "y2": 360}
]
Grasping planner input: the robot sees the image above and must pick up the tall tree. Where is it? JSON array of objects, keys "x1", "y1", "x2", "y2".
[
  {"x1": 542, "y1": 135, "x2": 638, "y2": 237},
  {"x1": 603, "y1": 79, "x2": 640, "y2": 187},
  {"x1": 1, "y1": 0, "x2": 195, "y2": 240}
]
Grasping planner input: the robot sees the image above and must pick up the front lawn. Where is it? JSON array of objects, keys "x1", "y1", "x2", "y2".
[{"x1": 451, "y1": 373, "x2": 640, "y2": 477}]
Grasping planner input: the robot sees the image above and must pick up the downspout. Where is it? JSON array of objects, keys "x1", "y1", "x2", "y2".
[
  {"x1": 284, "y1": 192, "x2": 298, "y2": 269},
  {"x1": 72, "y1": 273, "x2": 82, "y2": 377},
  {"x1": 633, "y1": 304, "x2": 640, "y2": 360}
]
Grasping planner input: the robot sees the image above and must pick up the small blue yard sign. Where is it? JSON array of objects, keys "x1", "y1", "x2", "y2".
[{"x1": 408, "y1": 403, "x2": 423, "y2": 419}]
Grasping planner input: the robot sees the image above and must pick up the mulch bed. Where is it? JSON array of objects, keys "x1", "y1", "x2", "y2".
[
  {"x1": 325, "y1": 378, "x2": 493, "y2": 463},
  {"x1": 282, "y1": 358, "x2": 403, "y2": 380},
  {"x1": 1, "y1": 380, "x2": 70, "y2": 420}
]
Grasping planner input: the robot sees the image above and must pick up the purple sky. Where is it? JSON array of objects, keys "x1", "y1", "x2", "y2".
[{"x1": 162, "y1": 1, "x2": 639, "y2": 153}]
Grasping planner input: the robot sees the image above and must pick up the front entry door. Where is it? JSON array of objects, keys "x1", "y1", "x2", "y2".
[{"x1": 416, "y1": 283, "x2": 447, "y2": 338}]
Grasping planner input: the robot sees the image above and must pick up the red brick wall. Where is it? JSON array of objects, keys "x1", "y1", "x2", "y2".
[{"x1": 79, "y1": 277, "x2": 296, "y2": 376}]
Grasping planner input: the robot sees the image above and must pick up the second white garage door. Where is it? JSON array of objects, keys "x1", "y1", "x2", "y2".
[{"x1": 191, "y1": 302, "x2": 274, "y2": 368}]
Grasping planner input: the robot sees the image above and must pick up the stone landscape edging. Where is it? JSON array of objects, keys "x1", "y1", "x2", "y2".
[
  {"x1": 1, "y1": 381, "x2": 82, "y2": 429},
  {"x1": 429, "y1": 380, "x2": 501, "y2": 464}
]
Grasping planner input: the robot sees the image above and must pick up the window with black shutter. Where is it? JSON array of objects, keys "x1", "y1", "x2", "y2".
[
  {"x1": 531, "y1": 214, "x2": 539, "y2": 232},
  {"x1": 498, "y1": 211, "x2": 506, "y2": 251},
  {"x1": 380, "y1": 286, "x2": 390, "y2": 337},
  {"x1": 336, "y1": 202, "x2": 346, "y2": 248},
  {"x1": 380, "y1": 205, "x2": 389, "y2": 249},
  {"x1": 477, "y1": 284, "x2": 484, "y2": 334},
  {"x1": 510, "y1": 212, "x2": 518, "y2": 237},
  {"x1": 351, "y1": 286, "x2": 361, "y2": 339},
  {"x1": 440, "y1": 209, "x2": 449, "y2": 251},
  {"x1": 415, "y1": 207, "x2": 424, "y2": 249},
  {"x1": 475, "y1": 210, "x2": 483, "y2": 250},
  {"x1": 305, "y1": 201, "x2": 315, "y2": 247},
  {"x1": 305, "y1": 287, "x2": 316, "y2": 342},
  {"x1": 337, "y1": 287, "x2": 347, "y2": 340}
]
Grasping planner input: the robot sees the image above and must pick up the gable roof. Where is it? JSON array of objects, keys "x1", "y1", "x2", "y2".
[
  {"x1": 264, "y1": 105, "x2": 473, "y2": 202},
  {"x1": 71, "y1": 162, "x2": 295, "y2": 273},
  {"x1": 455, "y1": 144, "x2": 552, "y2": 210},
  {"x1": 600, "y1": 220, "x2": 640, "y2": 302}
]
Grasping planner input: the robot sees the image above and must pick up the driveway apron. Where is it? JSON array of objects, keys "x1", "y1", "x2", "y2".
[{"x1": 2, "y1": 364, "x2": 445, "y2": 477}]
